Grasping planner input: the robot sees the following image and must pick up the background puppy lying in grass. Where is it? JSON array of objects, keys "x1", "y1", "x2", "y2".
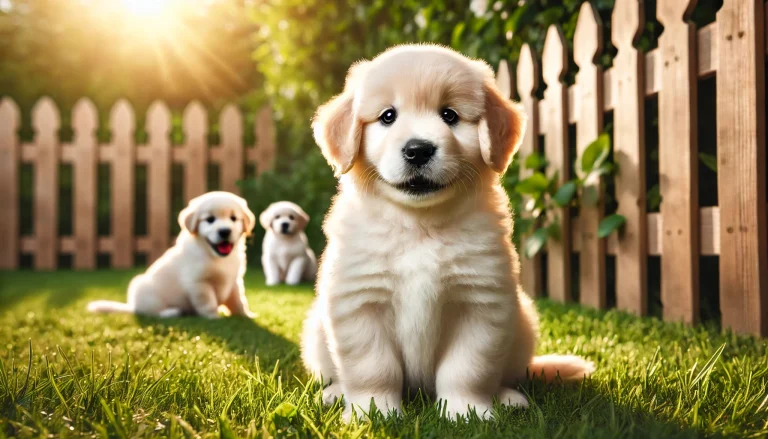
[
  {"x1": 260, "y1": 201, "x2": 317, "y2": 286},
  {"x1": 87, "y1": 191, "x2": 256, "y2": 318},
  {"x1": 302, "y1": 44, "x2": 594, "y2": 421}
]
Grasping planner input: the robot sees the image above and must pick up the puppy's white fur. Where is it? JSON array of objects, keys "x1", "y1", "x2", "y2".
[
  {"x1": 302, "y1": 44, "x2": 595, "y2": 421},
  {"x1": 260, "y1": 201, "x2": 317, "y2": 286},
  {"x1": 87, "y1": 191, "x2": 256, "y2": 319}
]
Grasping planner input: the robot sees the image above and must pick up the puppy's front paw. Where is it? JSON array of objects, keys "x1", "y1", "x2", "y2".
[
  {"x1": 440, "y1": 394, "x2": 493, "y2": 421},
  {"x1": 497, "y1": 388, "x2": 529, "y2": 408},
  {"x1": 265, "y1": 279, "x2": 279, "y2": 287},
  {"x1": 322, "y1": 383, "x2": 342, "y2": 405},
  {"x1": 342, "y1": 392, "x2": 401, "y2": 423}
]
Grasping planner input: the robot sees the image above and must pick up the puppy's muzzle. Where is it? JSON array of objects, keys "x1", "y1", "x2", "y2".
[{"x1": 402, "y1": 139, "x2": 437, "y2": 168}]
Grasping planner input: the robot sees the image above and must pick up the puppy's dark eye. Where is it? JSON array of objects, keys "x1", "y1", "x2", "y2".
[
  {"x1": 289, "y1": 214, "x2": 295, "y2": 220},
  {"x1": 230, "y1": 216, "x2": 237, "y2": 222},
  {"x1": 379, "y1": 108, "x2": 397, "y2": 125},
  {"x1": 440, "y1": 108, "x2": 459, "y2": 126},
  {"x1": 275, "y1": 215, "x2": 281, "y2": 219},
  {"x1": 206, "y1": 216, "x2": 215, "y2": 224}
]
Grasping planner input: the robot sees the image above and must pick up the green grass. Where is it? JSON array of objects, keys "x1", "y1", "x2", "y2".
[{"x1": 0, "y1": 270, "x2": 767, "y2": 438}]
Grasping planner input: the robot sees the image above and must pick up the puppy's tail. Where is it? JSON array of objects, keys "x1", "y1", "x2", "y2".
[
  {"x1": 87, "y1": 300, "x2": 135, "y2": 314},
  {"x1": 528, "y1": 354, "x2": 595, "y2": 383}
]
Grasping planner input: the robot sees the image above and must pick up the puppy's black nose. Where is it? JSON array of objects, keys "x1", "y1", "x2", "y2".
[
  {"x1": 218, "y1": 228, "x2": 232, "y2": 239},
  {"x1": 281, "y1": 223, "x2": 290, "y2": 233},
  {"x1": 402, "y1": 139, "x2": 437, "y2": 167}
]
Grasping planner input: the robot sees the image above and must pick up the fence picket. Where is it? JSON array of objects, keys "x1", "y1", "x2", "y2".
[
  {"x1": 611, "y1": 0, "x2": 647, "y2": 315},
  {"x1": 31, "y1": 98, "x2": 61, "y2": 270},
  {"x1": 516, "y1": 45, "x2": 542, "y2": 297},
  {"x1": 0, "y1": 98, "x2": 20, "y2": 269},
  {"x1": 110, "y1": 100, "x2": 135, "y2": 268},
  {"x1": 574, "y1": 2, "x2": 606, "y2": 308},
  {"x1": 255, "y1": 105, "x2": 276, "y2": 174},
  {"x1": 542, "y1": 26, "x2": 571, "y2": 302},
  {"x1": 219, "y1": 104, "x2": 243, "y2": 194},
  {"x1": 496, "y1": 59, "x2": 513, "y2": 100},
  {"x1": 183, "y1": 101, "x2": 208, "y2": 202},
  {"x1": 72, "y1": 98, "x2": 98, "y2": 269},
  {"x1": 658, "y1": 0, "x2": 700, "y2": 324},
  {"x1": 146, "y1": 101, "x2": 172, "y2": 263},
  {"x1": 716, "y1": 0, "x2": 768, "y2": 336}
]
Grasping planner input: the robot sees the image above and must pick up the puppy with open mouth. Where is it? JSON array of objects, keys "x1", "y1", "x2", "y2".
[
  {"x1": 87, "y1": 191, "x2": 256, "y2": 318},
  {"x1": 301, "y1": 44, "x2": 595, "y2": 421}
]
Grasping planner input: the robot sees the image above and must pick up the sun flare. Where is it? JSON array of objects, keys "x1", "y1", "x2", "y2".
[{"x1": 120, "y1": 0, "x2": 169, "y2": 16}]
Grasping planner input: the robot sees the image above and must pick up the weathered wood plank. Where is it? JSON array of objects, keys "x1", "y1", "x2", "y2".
[
  {"x1": 611, "y1": 0, "x2": 647, "y2": 315},
  {"x1": 0, "y1": 98, "x2": 20, "y2": 269},
  {"x1": 218, "y1": 105, "x2": 243, "y2": 194},
  {"x1": 542, "y1": 26, "x2": 572, "y2": 302},
  {"x1": 575, "y1": 207, "x2": 720, "y2": 256},
  {"x1": 255, "y1": 105, "x2": 276, "y2": 174},
  {"x1": 574, "y1": 2, "x2": 606, "y2": 309},
  {"x1": 146, "y1": 101, "x2": 172, "y2": 263},
  {"x1": 31, "y1": 98, "x2": 60, "y2": 270},
  {"x1": 717, "y1": 0, "x2": 768, "y2": 336},
  {"x1": 183, "y1": 101, "x2": 208, "y2": 202},
  {"x1": 516, "y1": 44, "x2": 543, "y2": 298},
  {"x1": 658, "y1": 0, "x2": 700, "y2": 325},
  {"x1": 110, "y1": 100, "x2": 135, "y2": 268},
  {"x1": 71, "y1": 99, "x2": 98, "y2": 269}
]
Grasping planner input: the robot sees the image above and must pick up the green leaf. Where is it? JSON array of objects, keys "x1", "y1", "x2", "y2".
[
  {"x1": 505, "y1": 4, "x2": 531, "y2": 34},
  {"x1": 451, "y1": 22, "x2": 466, "y2": 48},
  {"x1": 524, "y1": 152, "x2": 547, "y2": 171},
  {"x1": 699, "y1": 152, "x2": 718, "y2": 173},
  {"x1": 271, "y1": 402, "x2": 297, "y2": 419},
  {"x1": 524, "y1": 227, "x2": 549, "y2": 258},
  {"x1": 515, "y1": 217, "x2": 533, "y2": 235},
  {"x1": 647, "y1": 183, "x2": 662, "y2": 211},
  {"x1": 578, "y1": 133, "x2": 611, "y2": 176},
  {"x1": 553, "y1": 180, "x2": 577, "y2": 207},
  {"x1": 515, "y1": 173, "x2": 549, "y2": 195},
  {"x1": 598, "y1": 214, "x2": 626, "y2": 238}
]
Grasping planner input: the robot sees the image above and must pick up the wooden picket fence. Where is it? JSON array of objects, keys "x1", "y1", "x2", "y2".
[
  {"x1": 0, "y1": 97, "x2": 275, "y2": 272},
  {"x1": 495, "y1": 0, "x2": 767, "y2": 336}
]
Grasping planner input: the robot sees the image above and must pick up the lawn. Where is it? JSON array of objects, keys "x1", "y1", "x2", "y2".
[{"x1": 0, "y1": 270, "x2": 766, "y2": 438}]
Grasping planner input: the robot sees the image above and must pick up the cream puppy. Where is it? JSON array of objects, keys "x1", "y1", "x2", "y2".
[
  {"x1": 87, "y1": 191, "x2": 256, "y2": 318},
  {"x1": 301, "y1": 44, "x2": 595, "y2": 421},
  {"x1": 260, "y1": 201, "x2": 317, "y2": 286}
]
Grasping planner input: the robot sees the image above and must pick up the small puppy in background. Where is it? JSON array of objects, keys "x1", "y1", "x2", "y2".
[
  {"x1": 302, "y1": 44, "x2": 594, "y2": 421},
  {"x1": 260, "y1": 201, "x2": 317, "y2": 286},
  {"x1": 87, "y1": 191, "x2": 256, "y2": 318}
]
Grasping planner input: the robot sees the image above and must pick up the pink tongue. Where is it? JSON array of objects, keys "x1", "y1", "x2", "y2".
[{"x1": 217, "y1": 242, "x2": 233, "y2": 255}]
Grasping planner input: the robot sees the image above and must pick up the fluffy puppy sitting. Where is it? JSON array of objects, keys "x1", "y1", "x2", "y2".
[
  {"x1": 260, "y1": 201, "x2": 317, "y2": 286},
  {"x1": 87, "y1": 191, "x2": 256, "y2": 318},
  {"x1": 301, "y1": 44, "x2": 595, "y2": 421}
]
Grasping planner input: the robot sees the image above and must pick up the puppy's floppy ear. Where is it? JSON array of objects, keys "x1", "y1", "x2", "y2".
[
  {"x1": 291, "y1": 204, "x2": 310, "y2": 231},
  {"x1": 312, "y1": 61, "x2": 368, "y2": 176},
  {"x1": 238, "y1": 200, "x2": 257, "y2": 237},
  {"x1": 178, "y1": 203, "x2": 200, "y2": 234},
  {"x1": 259, "y1": 204, "x2": 275, "y2": 231},
  {"x1": 479, "y1": 78, "x2": 526, "y2": 174}
]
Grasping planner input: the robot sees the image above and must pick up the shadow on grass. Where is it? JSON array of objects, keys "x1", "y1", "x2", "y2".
[
  {"x1": 0, "y1": 270, "x2": 139, "y2": 312},
  {"x1": 135, "y1": 314, "x2": 300, "y2": 369}
]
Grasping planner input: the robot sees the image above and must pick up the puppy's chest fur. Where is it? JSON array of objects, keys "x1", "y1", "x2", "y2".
[{"x1": 325, "y1": 202, "x2": 515, "y2": 389}]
